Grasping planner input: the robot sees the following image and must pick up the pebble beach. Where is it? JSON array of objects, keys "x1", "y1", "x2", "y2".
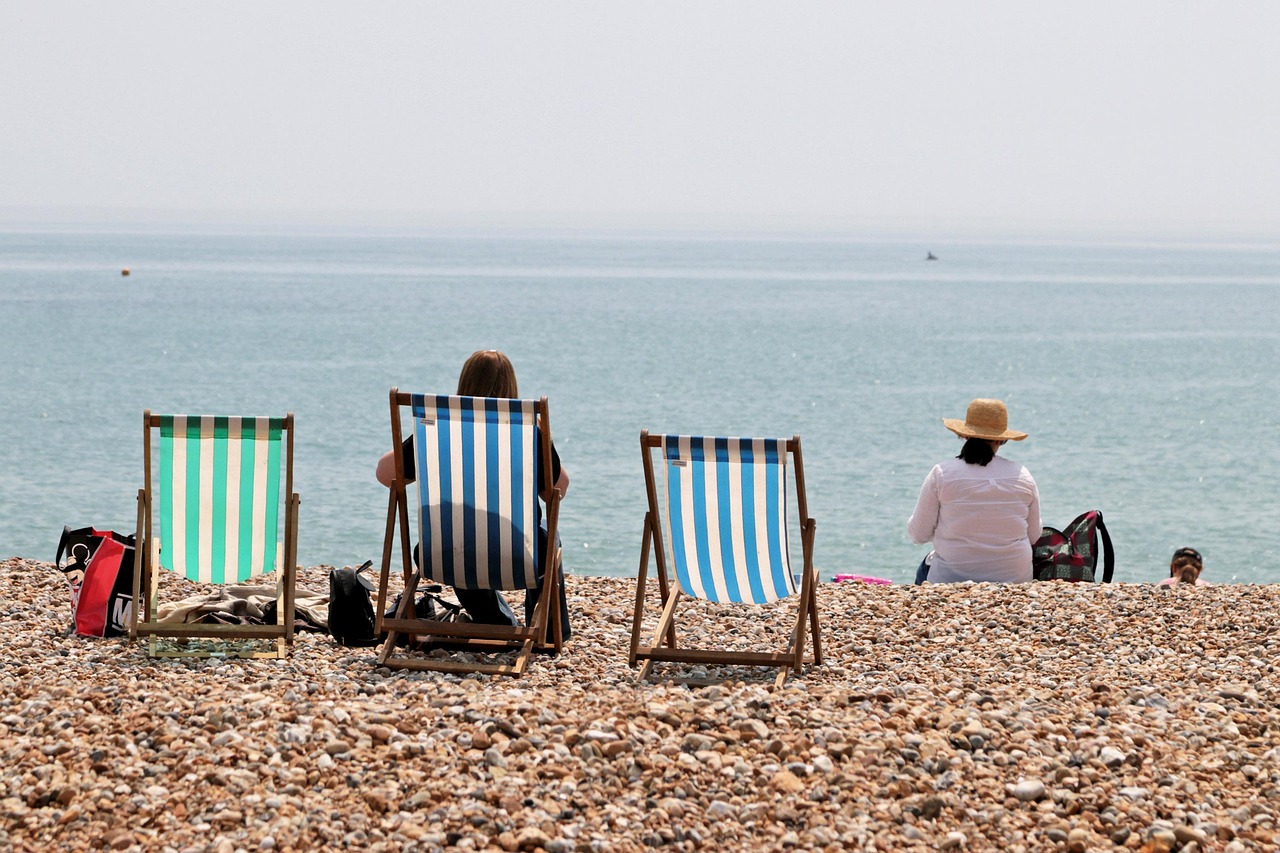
[{"x1": 2, "y1": 557, "x2": 1277, "y2": 853}]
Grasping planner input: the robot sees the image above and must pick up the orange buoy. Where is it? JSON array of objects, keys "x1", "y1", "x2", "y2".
[{"x1": 121, "y1": 268, "x2": 131, "y2": 276}]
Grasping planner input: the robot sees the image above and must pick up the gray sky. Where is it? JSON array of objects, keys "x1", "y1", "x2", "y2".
[{"x1": 3, "y1": 2, "x2": 1279, "y2": 235}]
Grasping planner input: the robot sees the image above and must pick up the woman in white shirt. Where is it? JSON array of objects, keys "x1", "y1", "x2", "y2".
[{"x1": 907, "y1": 399, "x2": 1041, "y2": 584}]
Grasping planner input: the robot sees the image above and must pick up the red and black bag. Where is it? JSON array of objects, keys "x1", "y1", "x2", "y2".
[
  {"x1": 1033, "y1": 510, "x2": 1114, "y2": 583},
  {"x1": 55, "y1": 526, "x2": 137, "y2": 637}
]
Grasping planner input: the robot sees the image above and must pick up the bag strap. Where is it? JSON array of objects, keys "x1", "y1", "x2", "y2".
[
  {"x1": 1095, "y1": 512, "x2": 1115, "y2": 583},
  {"x1": 352, "y1": 560, "x2": 375, "y2": 591},
  {"x1": 56, "y1": 525, "x2": 72, "y2": 569},
  {"x1": 421, "y1": 589, "x2": 464, "y2": 620},
  {"x1": 57, "y1": 527, "x2": 134, "y2": 569},
  {"x1": 55, "y1": 525, "x2": 98, "y2": 568}
]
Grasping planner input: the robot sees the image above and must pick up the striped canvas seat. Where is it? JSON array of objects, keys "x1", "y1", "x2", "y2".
[
  {"x1": 660, "y1": 435, "x2": 797, "y2": 605},
  {"x1": 377, "y1": 390, "x2": 563, "y2": 677},
  {"x1": 630, "y1": 431, "x2": 822, "y2": 688},
  {"x1": 132, "y1": 411, "x2": 299, "y2": 659},
  {"x1": 157, "y1": 416, "x2": 286, "y2": 583},
  {"x1": 410, "y1": 394, "x2": 542, "y2": 590}
]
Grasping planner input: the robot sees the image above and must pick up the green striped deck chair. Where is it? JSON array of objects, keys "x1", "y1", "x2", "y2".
[
  {"x1": 376, "y1": 389, "x2": 562, "y2": 677},
  {"x1": 629, "y1": 432, "x2": 822, "y2": 688},
  {"x1": 131, "y1": 412, "x2": 300, "y2": 658}
]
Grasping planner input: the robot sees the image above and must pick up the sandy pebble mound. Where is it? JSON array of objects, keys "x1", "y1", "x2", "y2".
[{"x1": 1, "y1": 557, "x2": 1278, "y2": 852}]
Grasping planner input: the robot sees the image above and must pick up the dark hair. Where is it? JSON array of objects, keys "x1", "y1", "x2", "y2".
[
  {"x1": 456, "y1": 350, "x2": 518, "y2": 398},
  {"x1": 957, "y1": 437, "x2": 996, "y2": 466},
  {"x1": 1170, "y1": 547, "x2": 1203, "y2": 583}
]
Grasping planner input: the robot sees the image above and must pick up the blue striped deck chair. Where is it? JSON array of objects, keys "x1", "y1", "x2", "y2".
[
  {"x1": 628, "y1": 432, "x2": 821, "y2": 687},
  {"x1": 376, "y1": 390, "x2": 562, "y2": 677},
  {"x1": 130, "y1": 412, "x2": 300, "y2": 658}
]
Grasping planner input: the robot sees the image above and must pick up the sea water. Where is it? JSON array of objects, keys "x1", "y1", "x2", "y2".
[{"x1": 2, "y1": 224, "x2": 1277, "y2": 584}]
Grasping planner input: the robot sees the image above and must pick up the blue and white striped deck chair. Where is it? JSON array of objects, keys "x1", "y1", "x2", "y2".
[
  {"x1": 629, "y1": 432, "x2": 821, "y2": 687},
  {"x1": 131, "y1": 412, "x2": 300, "y2": 658},
  {"x1": 376, "y1": 390, "x2": 562, "y2": 677}
]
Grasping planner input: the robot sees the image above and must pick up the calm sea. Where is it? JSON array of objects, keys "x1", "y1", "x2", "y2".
[{"x1": 2, "y1": 224, "x2": 1277, "y2": 585}]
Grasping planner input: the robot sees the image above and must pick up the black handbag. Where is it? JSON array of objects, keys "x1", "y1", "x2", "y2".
[{"x1": 328, "y1": 561, "x2": 379, "y2": 646}]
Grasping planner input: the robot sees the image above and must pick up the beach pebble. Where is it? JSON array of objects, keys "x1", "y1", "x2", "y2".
[
  {"x1": 2, "y1": 560, "x2": 1279, "y2": 853},
  {"x1": 771, "y1": 770, "x2": 806, "y2": 793},
  {"x1": 516, "y1": 827, "x2": 551, "y2": 850},
  {"x1": 1010, "y1": 779, "x2": 1045, "y2": 802},
  {"x1": 1099, "y1": 746, "x2": 1127, "y2": 767},
  {"x1": 1175, "y1": 825, "x2": 1209, "y2": 846},
  {"x1": 706, "y1": 800, "x2": 736, "y2": 818}
]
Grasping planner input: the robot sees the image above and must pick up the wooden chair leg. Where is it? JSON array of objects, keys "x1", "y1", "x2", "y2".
[
  {"x1": 808, "y1": 578, "x2": 823, "y2": 666},
  {"x1": 638, "y1": 587, "x2": 682, "y2": 683},
  {"x1": 147, "y1": 537, "x2": 161, "y2": 629},
  {"x1": 131, "y1": 490, "x2": 146, "y2": 640},
  {"x1": 526, "y1": 555, "x2": 556, "y2": 652},
  {"x1": 510, "y1": 637, "x2": 534, "y2": 676},
  {"x1": 378, "y1": 564, "x2": 423, "y2": 665},
  {"x1": 629, "y1": 515, "x2": 653, "y2": 667},
  {"x1": 798, "y1": 519, "x2": 821, "y2": 666},
  {"x1": 396, "y1": 484, "x2": 413, "y2": 587},
  {"x1": 650, "y1": 522, "x2": 677, "y2": 650},
  {"x1": 285, "y1": 493, "x2": 300, "y2": 644},
  {"x1": 551, "y1": 549, "x2": 563, "y2": 652},
  {"x1": 376, "y1": 488, "x2": 399, "y2": 635},
  {"x1": 530, "y1": 550, "x2": 562, "y2": 653},
  {"x1": 788, "y1": 593, "x2": 809, "y2": 675}
]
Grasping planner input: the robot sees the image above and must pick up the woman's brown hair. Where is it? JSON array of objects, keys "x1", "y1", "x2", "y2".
[
  {"x1": 1170, "y1": 547, "x2": 1203, "y2": 583},
  {"x1": 456, "y1": 350, "x2": 519, "y2": 398}
]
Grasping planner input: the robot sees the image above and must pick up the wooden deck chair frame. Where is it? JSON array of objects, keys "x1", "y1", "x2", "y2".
[
  {"x1": 375, "y1": 389, "x2": 563, "y2": 677},
  {"x1": 628, "y1": 431, "x2": 822, "y2": 689},
  {"x1": 130, "y1": 411, "x2": 300, "y2": 659}
]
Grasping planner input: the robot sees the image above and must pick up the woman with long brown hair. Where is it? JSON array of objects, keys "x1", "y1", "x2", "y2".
[{"x1": 377, "y1": 350, "x2": 571, "y2": 637}]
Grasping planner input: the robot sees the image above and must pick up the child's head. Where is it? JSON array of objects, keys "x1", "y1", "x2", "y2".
[
  {"x1": 1169, "y1": 547, "x2": 1203, "y2": 584},
  {"x1": 457, "y1": 350, "x2": 518, "y2": 398}
]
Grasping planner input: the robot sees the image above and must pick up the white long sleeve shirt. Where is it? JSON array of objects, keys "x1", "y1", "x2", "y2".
[{"x1": 907, "y1": 455, "x2": 1041, "y2": 583}]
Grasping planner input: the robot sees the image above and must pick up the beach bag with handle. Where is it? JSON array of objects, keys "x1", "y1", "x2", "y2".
[
  {"x1": 56, "y1": 526, "x2": 137, "y2": 637},
  {"x1": 328, "y1": 561, "x2": 380, "y2": 647},
  {"x1": 1033, "y1": 510, "x2": 1114, "y2": 583}
]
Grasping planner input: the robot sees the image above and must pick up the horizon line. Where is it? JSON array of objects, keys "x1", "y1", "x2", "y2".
[{"x1": 1, "y1": 205, "x2": 1278, "y2": 246}]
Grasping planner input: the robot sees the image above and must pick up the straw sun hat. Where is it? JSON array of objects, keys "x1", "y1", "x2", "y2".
[{"x1": 942, "y1": 398, "x2": 1028, "y2": 442}]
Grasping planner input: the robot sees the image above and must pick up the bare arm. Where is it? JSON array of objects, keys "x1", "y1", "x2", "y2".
[
  {"x1": 541, "y1": 467, "x2": 569, "y2": 503},
  {"x1": 375, "y1": 450, "x2": 397, "y2": 488}
]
